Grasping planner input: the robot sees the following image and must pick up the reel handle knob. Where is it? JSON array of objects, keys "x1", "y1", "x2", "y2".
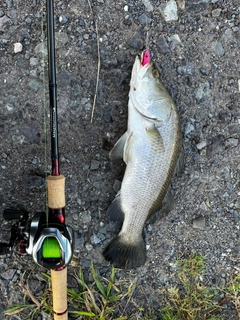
[{"x1": 3, "y1": 208, "x2": 27, "y2": 220}]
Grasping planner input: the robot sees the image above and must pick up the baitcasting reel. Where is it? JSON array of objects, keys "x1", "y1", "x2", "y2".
[{"x1": 0, "y1": 206, "x2": 74, "y2": 269}]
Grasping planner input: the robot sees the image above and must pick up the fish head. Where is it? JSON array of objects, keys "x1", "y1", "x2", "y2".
[{"x1": 129, "y1": 50, "x2": 171, "y2": 122}]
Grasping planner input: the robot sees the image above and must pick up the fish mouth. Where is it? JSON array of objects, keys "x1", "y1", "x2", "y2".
[{"x1": 141, "y1": 49, "x2": 151, "y2": 66}]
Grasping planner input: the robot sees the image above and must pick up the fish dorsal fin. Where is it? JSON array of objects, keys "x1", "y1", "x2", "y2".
[{"x1": 109, "y1": 132, "x2": 128, "y2": 160}]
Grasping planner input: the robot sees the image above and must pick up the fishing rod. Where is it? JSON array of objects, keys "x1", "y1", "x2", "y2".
[{"x1": 0, "y1": 1, "x2": 74, "y2": 319}]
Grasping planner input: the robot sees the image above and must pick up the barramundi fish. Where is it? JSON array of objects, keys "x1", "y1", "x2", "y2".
[{"x1": 103, "y1": 50, "x2": 183, "y2": 269}]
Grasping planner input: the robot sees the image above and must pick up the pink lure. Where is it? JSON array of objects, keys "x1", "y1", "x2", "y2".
[{"x1": 141, "y1": 49, "x2": 151, "y2": 66}]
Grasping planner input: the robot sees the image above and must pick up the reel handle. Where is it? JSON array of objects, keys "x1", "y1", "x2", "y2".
[{"x1": 3, "y1": 208, "x2": 27, "y2": 221}]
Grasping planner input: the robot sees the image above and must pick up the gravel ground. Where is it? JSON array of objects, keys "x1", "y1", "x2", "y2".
[{"x1": 1, "y1": 0, "x2": 240, "y2": 319}]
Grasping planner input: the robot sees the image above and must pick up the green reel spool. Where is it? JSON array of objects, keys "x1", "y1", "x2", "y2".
[{"x1": 42, "y1": 238, "x2": 61, "y2": 258}]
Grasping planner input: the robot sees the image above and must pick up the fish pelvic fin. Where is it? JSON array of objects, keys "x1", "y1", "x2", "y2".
[
  {"x1": 107, "y1": 193, "x2": 124, "y2": 224},
  {"x1": 109, "y1": 132, "x2": 128, "y2": 160},
  {"x1": 103, "y1": 235, "x2": 146, "y2": 270}
]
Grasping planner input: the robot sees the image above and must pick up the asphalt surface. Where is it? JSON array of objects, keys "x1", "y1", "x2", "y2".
[{"x1": 0, "y1": 0, "x2": 240, "y2": 319}]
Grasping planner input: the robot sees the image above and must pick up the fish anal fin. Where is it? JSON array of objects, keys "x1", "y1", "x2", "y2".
[
  {"x1": 109, "y1": 132, "x2": 128, "y2": 161},
  {"x1": 107, "y1": 194, "x2": 124, "y2": 224},
  {"x1": 103, "y1": 235, "x2": 146, "y2": 270}
]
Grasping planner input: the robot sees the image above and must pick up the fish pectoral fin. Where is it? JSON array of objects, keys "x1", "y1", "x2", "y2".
[
  {"x1": 123, "y1": 132, "x2": 134, "y2": 164},
  {"x1": 107, "y1": 193, "x2": 124, "y2": 224},
  {"x1": 145, "y1": 124, "x2": 165, "y2": 153},
  {"x1": 109, "y1": 132, "x2": 128, "y2": 160}
]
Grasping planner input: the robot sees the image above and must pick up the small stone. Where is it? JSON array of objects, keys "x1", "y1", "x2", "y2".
[
  {"x1": 196, "y1": 141, "x2": 207, "y2": 150},
  {"x1": 177, "y1": 63, "x2": 195, "y2": 75},
  {"x1": 59, "y1": 15, "x2": 68, "y2": 24},
  {"x1": 34, "y1": 42, "x2": 47, "y2": 56},
  {"x1": 80, "y1": 211, "x2": 91, "y2": 224},
  {"x1": 138, "y1": 13, "x2": 152, "y2": 24},
  {"x1": 85, "y1": 243, "x2": 93, "y2": 251},
  {"x1": 159, "y1": 0, "x2": 178, "y2": 22},
  {"x1": 206, "y1": 135, "x2": 224, "y2": 158},
  {"x1": 124, "y1": 5, "x2": 128, "y2": 11},
  {"x1": 58, "y1": 70, "x2": 72, "y2": 87},
  {"x1": 232, "y1": 210, "x2": 239, "y2": 222},
  {"x1": 234, "y1": 245, "x2": 240, "y2": 255},
  {"x1": 90, "y1": 160, "x2": 100, "y2": 170},
  {"x1": 212, "y1": 42, "x2": 225, "y2": 56},
  {"x1": 200, "y1": 67, "x2": 210, "y2": 75},
  {"x1": 192, "y1": 216, "x2": 206, "y2": 229},
  {"x1": 127, "y1": 35, "x2": 142, "y2": 49},
  {"x1": 169, "y1": 34, "x2": 182, "y2": 45},
  {"x1": 0, "y1": 15, "x2": 10, "y2": 29},
  {"x1": 156, "y1": 35, "x2": 169, "y2": 54},
  {"x1": 218, "y1": 111, "x2": 231, "y2": 123},
  {"x1": 147, "y1": 224, "x2": 152, "y2": 232},
  {"x1": 185, "y1": 0, "x2": 209, "y2": 13},
  {"x1": 238, "y1": 79, "x2": 240, "y2": 93},
  {"x1": 200, "y1": 202, "x2": 208, "y2": 211},
  {"x1": 25, "y1": 17, "x2": 32, "y2": 24},
  {"x1": 103, "y1": 106, "x2": 113, "y2": 122},
  {"x1": 212, "y1": 8, "x2": 221, "y2": 17},
  {"x1": 28, "y1": 79, "x2": 42, "y2": 92},
  {"x1": 184, "y1": 122, "x2": 195, "y2": 135},
  {"x1": 113, "y1": 180, "x2": 121, "y2": 193},
  {"x1": 90, "y1": 234, "x2": 101, "y2": 245},
  {"x1": 1, "y1": 269, "x2": 16, "y2": 280},
  {"x1": 142, "y1": 0, "x2": 154, "y2": 12},
  {"x1": 83, "y1": 34, "x2": 89, "y2": 40},
  {"x1": 30, "y1": 57, "x2": 38, "y2": 66},
  {"x1": 13, "y1": 42, "x2": 23, "y2": 53},
  {"x1": 73, "y1": 213, "x2": 79, "y2": 221},
  {"x1": 225, "y1": 138, "x2": 238, "y2": 149},
  {"x1": 194, "y1": 81, "x2": 210, "y2": 100},
  {"x1": 55, "y1": 32, "x2": 69, "y2": 49}
]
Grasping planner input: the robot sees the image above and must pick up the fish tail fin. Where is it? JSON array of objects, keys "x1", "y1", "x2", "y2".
[{"x1": 103, "y1": 235, "x2": 146, "y2": 269}]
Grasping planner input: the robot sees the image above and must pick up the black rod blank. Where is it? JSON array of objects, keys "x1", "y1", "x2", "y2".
[{"x1": 47, "y1": 0, "x2": 59, "y2": 176}]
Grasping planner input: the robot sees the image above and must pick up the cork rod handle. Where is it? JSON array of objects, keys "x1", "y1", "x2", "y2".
[
  {"x1": 51, "y1": 268, "x2": 68, "y2": 320},
  {"x1": 47, "y1": 175, "x2": 66, "y2": 209},
  {"x1": 47, "y1": 174, "x2": 68, "y2": 319}
]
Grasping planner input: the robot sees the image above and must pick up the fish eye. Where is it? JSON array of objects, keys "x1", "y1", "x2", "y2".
[{"x1": 152, "y1": 69, "x2": 160, "y2": 78}]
